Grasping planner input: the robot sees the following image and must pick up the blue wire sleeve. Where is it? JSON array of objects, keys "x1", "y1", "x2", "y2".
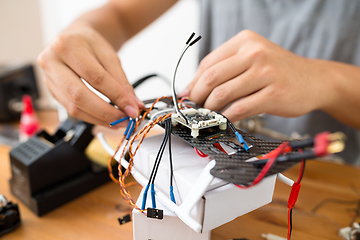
[
  {"x1": 235, "y1": 131, "x2": 250, "y2": 151},
  {"x1": 109, "y1": 116, "x2": 129, "y2": 127},
  {"x1": 124, "y1": 119, "x2": 133, "y2": 136},
  {"x1": 170, "y1": 186, "x2": 176, "y2": 204},
  {"x1": 125, "y1": 119, "x2": 136, "y2": 140},
  {"x1": 151, "y1": 184, "x2": 156, "y2": 208},
  {"x1": 141, "y1": 184, "x2": 150, "y2": 210}
]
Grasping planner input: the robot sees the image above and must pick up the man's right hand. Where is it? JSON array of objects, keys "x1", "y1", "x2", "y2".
[{"x1": 37, "y1": 23, "x2": 144, "y2": 127}]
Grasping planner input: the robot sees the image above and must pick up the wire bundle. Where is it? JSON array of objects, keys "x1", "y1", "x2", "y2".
[
  {"x1": 141, "y1": 118, "x2": 175, "y2": 210},
  {"x1": 239, "y1": 131, "x2": 345, "y2": 239},
  {"x1": 109, "y1": 30, "x2": 202, "y2": 212},
  {"x1": 106, "y1": 97, "x2": 172, "y2": 212}
]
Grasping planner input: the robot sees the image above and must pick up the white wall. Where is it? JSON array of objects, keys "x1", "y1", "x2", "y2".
[
  {"x1": 0, "y1": 0, "x2": 199, "y2": 108},
  {"x1": 38, "y1": 0, "x2": 200, "y2": 102},
  {"x1": 0, "y1": 0, "x2": 50, "y2": 106}
]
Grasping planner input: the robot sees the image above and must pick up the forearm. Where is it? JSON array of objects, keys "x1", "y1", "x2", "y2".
[
  {"x1": 314, "y1": 59, "x2": 360, "y2": 129},
  {"x1": 67, "y1": 0, "x2": 177, "y2": 50}
]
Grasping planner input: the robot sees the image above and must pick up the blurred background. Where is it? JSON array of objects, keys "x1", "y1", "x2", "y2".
[{"x1": 0, "y1": 0, "x2": 199, "y2": 109}]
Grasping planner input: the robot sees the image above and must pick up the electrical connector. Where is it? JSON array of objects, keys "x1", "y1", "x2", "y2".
[
  {"x1": 118, "y1": 214, "x2": 131, "y2": 225},
  {"x1": 147, "y1": 208, "x2": 163, "y2": 220},
  {"x1": 235, "y1": 132, "x2": 250, "y2": 151},
  {"x1": 287, "y1": 182, "x2": 301, "y2": 208},
  {"x1": 314, "y1": 131, "x2": 346, "y2": 157},
  {"x1": 327, "y1": 132, "x2": 346, "y2": 154}
]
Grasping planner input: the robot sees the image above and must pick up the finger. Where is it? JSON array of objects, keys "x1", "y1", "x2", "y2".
[
  {"x1": 45, "y1": 73, "x2": 123, "y2": 127},
  {"x1": 203, "y1": 68, "x2": 269, "y2": 111},
  {"x1": 59, "y1": 45, "x2": 140, "y2": 119},
  {"x1": 44, "y1": 57, "x2": 128, "y2": 125},
  {"x1": 89, "y1": 36, "x2": 145, "y2": 108},
  {"x1": 189, "y1": 53, "x2": 253, "y2": 105},
  {"x1": 221, "y1": 89, "x2": 269, "y2": 122}
]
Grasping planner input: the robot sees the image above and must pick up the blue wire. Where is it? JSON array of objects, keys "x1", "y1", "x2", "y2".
[
  {"x1": 235, "y1": 131, "x2": 250, "y2": 151},
  {"x1": 151, "y1": 184, "x2": 156, "y2": 208},
  {"x1": 125, "y1": 119, "x2": 136, "y2": 140},
  {"x1": 110, "y1": 116, "x2": 129, "y2": 127},
  {"x1": 170, "y1": 186, "x2": 176, "y2": 204},
  {"x1": 141, "y1": 184, "x2": 150, "y2": 210},
  {"x1": 124, "y1": 119, "x2": 133, "y2": 136}
]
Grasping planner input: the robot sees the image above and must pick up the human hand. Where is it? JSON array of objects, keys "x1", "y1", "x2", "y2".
[
  {"x1": 184, "y1": 30, "x2": 332, "y2": 122},
  {"x1": 38, "y1": 23, "x2": 144, "y2": 127}
]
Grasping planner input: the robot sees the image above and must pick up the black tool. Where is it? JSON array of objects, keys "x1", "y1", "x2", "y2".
[
  {"x1": 0, "y1": 195, "x2": 21, "y2": 237},
  {"x1": 9, "y1": 118, "x2": 117, "y2": 216}
]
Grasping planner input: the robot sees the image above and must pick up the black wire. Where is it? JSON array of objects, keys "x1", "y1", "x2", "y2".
[
  {"x1": 172, "y1": 45, "x2": 190, "y2": 125},
  {"x1": 214, "y1": 111, "x2": 237, "y2": 133},
  {"x1": 151, "y1": 130, "x2": 168, "y2": 184},
  {"x1": 109, "y1": 74, "x2": 164, "y2": 106},
  {"x1": 251, "y1": 151, "x2": 316, "y2": 165},
  {"x1": 298, "y1": 160, "x2": 306, "y2": 183},
  {"x1": 167, "y1": 119, "x2": 174, "y2": 187},
  {"x1": 289, "y1": 208, "x2": 293, "y2": 239},
  {"x1": 132, "y1": 74, "x2": 158, "y2": 89},
  {"x1": 147, "y1": 121, "x2": 169, "y2": 185},
  {"x1": 151, "y1": 119, "x2": 171, "y2": 185}
]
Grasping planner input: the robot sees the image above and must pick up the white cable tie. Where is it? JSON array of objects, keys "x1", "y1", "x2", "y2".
[{"x1": 277, "y1": 173, "x2": 294, "y2": 186}]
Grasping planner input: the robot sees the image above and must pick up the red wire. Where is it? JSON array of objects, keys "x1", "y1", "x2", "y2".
[
  {"x1": 287, "y1": 151, "x2": 305, "y2": 240},
  {"x1": 194, "y1": 148, "x2": 208, "y2": 157},
  {"x1": 236, "y1": 142, "x2": 289, "y2": 189},
  {"x1": 287, "y1": 207, "x2": 292, "y2": 239},
  {"x1": 296, "y1": 150, "x2": 305, "y2": 184}
]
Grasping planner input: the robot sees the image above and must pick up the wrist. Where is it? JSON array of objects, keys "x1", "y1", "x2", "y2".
[{"x1": 307, "y1": 59, "x2": 340, "y2": 113}]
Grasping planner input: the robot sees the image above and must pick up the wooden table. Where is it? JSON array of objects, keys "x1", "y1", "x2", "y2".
[{"x1": 1, "y1": 111, "x2": 359, "y2": 240}]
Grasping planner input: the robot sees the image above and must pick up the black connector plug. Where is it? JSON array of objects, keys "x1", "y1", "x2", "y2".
[
  {"x1": 186, "y1": 32, "x2": 196, "y2": 44},
  {"x1": 118, "y1": 214, "x2": 132, "y2": 225},
  {"x1": 147, "y1": 208, "x2": 163, "y2": 220},
  {"x1": 0, "y1": 195, "x2": 21, "y2": 237},
  {"x1": 189, "y1": 36, "x2": 202, "y2": 46}
]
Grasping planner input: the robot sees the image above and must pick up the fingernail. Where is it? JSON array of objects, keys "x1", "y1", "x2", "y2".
[
  {"x1": 178, "y1": 87, "x2": 190, "y2": 97},
  {"x1": 125, "y1": 105, "x2": 138, "y2": 119}
]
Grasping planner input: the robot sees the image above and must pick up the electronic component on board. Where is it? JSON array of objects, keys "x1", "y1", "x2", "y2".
[{"x1": 171, "y1": 108, "x2": 227, "y2": 138}]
